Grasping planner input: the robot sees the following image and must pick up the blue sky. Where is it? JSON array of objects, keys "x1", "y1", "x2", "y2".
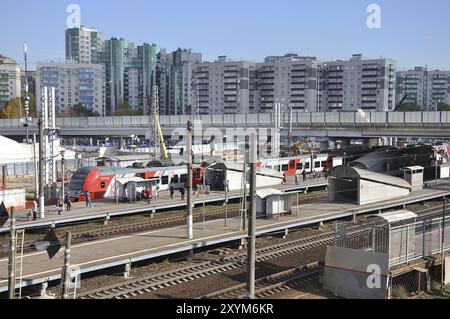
[{"x1": 1, "y1": 0, "x2": 449, "y2": 70}]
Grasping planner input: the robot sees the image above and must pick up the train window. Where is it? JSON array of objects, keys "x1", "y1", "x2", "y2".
[
  {"x1": 101, "y1": 182, "x2": 106, "y2": 189},
  {"x1": 180, "y1": 174, "x2": 188, "y2": 183},
  {"x1": 305, "y1": 162, "x2": 310, "y2": 169},
  {"x1": 162, "y1": 176, "x2": 169, "y2": 185},
  {"x1": 315, "y1": 162, "x2": 321, "y2": 168},
  {"x1": 282, "y1": 164, "x2": 289, "y2": 172},
  {"x1": 296, "y1": 163, "x2": 303, "y2": 170},
  {"x1": 321, "y1": 161, "x2": 327, "y2": 167},
  {"x1": 275, "y1": 165, "x2": 280, "y2": 172},
  {"x1": 172, "y1": 176, "x2": 179, "y2": 184}
]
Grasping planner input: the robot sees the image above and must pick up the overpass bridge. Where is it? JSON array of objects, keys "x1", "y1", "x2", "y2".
[{"x1": 1, "y1": 111, "x2": 450, "y2": 139}]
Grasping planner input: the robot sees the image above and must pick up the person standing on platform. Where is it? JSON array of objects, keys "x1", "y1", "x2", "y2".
[
  {"x1": 146, "y1": 188, "x2": 152, "y2": 204},
  {"x1": 169, "y1": 181, "x2": 175, "y2": 199},
  {"x1": 85, "y1": 191, "x2": 93, "y2": 208},
  {"x1": 226, "y1": 180, "x2": 230, "y2": 193},
  {"x1": 180, "y1": 187, "x2": 185, "y2": 201},
  {"x1": 295, "y1": 174, "x2": 299, "y2": 185},
  {"x1": 64, "y1": 192, "x2": 72, "y2": 211},
  {"x1": 56, "y1": 197, "x2": 63, "y2": 215},
  {"x1": 302, "y1": 170, "x2": 307, "y2": 182}
]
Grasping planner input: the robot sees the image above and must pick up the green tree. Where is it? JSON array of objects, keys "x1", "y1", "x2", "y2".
[
  {"x1": 114, "y1": 102, "x2": 141, "y2": 116},
  {"x1": 63, "y1": 103, "x2": 100, "y2": 117},
  {"x1": 0, "y1": 97, "x2": 22, "y2": 119},
  {"x1": 437, "y1": 103, "x2": 450, "y2": 111},
  {"x1": 395, "y1": 103, "x2": 421, "y2": 112}
]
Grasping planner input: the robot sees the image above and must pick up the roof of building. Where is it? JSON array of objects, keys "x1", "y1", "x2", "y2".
[
  {"x1": 329, "y1": 166, "x2": 412, "y2": 190},
  {"x1": 368, "y1": 210, "x2": 417, "y2": 224},
  {"x1": 256, "y1": 189, "x2": 283, "y2": 199},
  {"x1": 208, "y1": 161, "x2": 284, "y2": 180},
  {"x1": 0, "y1": 55, "x2": 18, "y2": 66}
]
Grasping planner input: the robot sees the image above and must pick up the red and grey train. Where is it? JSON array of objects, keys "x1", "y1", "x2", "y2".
[{"x1": 68, "y1": 154, "x2": 342, "y2": 201}]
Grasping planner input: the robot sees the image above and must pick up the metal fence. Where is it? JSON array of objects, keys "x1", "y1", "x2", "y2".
[
  {"x1": 389, "y1": 216, "x2": 450, "y2": 267},
  {"x1": 2, "y1": 111, "x2": 450, "y2": 129},
  {"x1": 332, "y1": 217, "x2": 450, "y2": 268}
]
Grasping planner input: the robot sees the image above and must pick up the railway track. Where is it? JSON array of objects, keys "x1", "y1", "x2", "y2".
[
  {"x1": 199, "y1": 263, "x2": 319, "y2": 299},
  {"x1": 0, "y1": 192, "x2": 328, "y2": 257},
  {"x1": 77, "y1": 225, "x2": 366, "y2": 299}
]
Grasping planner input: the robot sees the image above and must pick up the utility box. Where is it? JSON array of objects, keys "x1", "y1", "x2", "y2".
[
  {"x1": 256, "y1": 189, "x2": 291, "y2": 218},
  {"x1": 404, "y1": 166, "x2": 424, "y2": 192}
]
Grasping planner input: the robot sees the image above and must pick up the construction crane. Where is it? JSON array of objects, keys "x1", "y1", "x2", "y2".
[
  {"x1": 394, "y1": 93, "x2": 409, "y2": 112},
  {"x1": 289, "y1": 140, "x2": 314, "y2": 156},
  {"x1": 150, "y1": 86, "x2": 169, "y2": 161}
]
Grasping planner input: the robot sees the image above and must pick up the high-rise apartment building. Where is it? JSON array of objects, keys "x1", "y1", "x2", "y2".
[
  {"x1": 94, "y1": 39, "x2": 161, "y2": 115},
  {"x1": 256, "y1": 54, "x2": 320, "y2": 113},
  {"x1": 192, "y1": 56, "x2": 256, "y2": 114},
  {"x1": 320, "y1": 54, "x2": 396, "y2": 112},
  {"x1": 65, "y1": 26, "x2": 103, "y2": 64},
  {"x1": 0, "y1": 55, "x2": 21, "y2": 106},
  {"x1": 159, "y1": 49, "x2": 202, "y2": 115},
  {"x1": 396, "y1": 67, "x2": 450, "y2": 110},
  {"x1": 36, "y1": 62, "x2": 106, "y2": 115}
]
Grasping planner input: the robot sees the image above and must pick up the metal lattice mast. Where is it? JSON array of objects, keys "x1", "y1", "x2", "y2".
[{"x1": 151, "y1": 86, "x2": 161, "y2": 161}]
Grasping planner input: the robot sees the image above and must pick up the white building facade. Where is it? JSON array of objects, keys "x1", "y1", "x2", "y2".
[
  {"x1": 396, "y1": 67, "x2": 450, "y2": 110},
  {"x1": 0, "y1": 55, "x2": 21, "y2": 106},
  {"x1": 36, "y1": 62, "x2": 106, "y2": 115}
]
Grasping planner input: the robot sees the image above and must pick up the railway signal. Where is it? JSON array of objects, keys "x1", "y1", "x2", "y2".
[{"x1": 35, "y1": 229, "x2": 61, "y2": 259}]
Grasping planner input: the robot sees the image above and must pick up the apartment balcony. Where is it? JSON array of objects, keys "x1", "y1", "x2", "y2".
[
  {"x1": 260, "y1": 75, "x2": 275, "y2": 80},
  {"x1": 259, "y1": 79, "x2": 275, "y2": 85},
  {"x1": 327, "y1": 78, "x2": 344, "y2": 84},
  {"x1": 224, "y1": 78, "x2": 239, "y2": 84},
  {"x1": 328, "y1": 98, "x2": 343, "y2": 103},
  {"x1": 260, "y1": 97, "x2": 274, "y2": 102},
  {"x1": 224, "y1": 73, "x2": 239, "y2": 78}
]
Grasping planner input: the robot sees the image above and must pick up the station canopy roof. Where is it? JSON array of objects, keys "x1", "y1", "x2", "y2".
[
  {"x1": 368, "y1": 210, "x2": 417, "y2": 223},
  {"x1": 256, "y1": 189, "x2": 283, "y2": 199},
  {"x1": 329, "y1": 166, "x2": 412, "y2": 190}
]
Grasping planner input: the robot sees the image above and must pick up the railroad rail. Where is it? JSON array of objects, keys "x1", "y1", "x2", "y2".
[
  {"x1": 199, "y1": 263, "x2": 319, "y2": 299},
  {"x1": 77, "y1": 226, "x2": 366, "y2": 299},
  {"x1": 0, "y1": 193, "x2": 328, "y2": 258}
]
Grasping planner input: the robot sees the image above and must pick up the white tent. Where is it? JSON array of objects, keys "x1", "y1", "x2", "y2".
[
  {"x1": 0, "y1": 136, "x2": 76, "y2": 165},
  {"x1": 0, "y1": 136, "x2": 32, "y2": 164}
]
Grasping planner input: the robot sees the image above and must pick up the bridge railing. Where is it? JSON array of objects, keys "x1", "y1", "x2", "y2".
[{"x1": 2, "y1": 112, "x2": 450, "y2": 129}]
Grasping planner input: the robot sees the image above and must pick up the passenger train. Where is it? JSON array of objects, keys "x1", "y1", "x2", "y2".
[{"x1": 68, "y1": 154, "x2": 342, "y2": 201}]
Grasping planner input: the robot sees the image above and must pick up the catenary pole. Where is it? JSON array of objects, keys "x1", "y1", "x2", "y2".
[{"x1": 246, "y1": 133, "x2": 257, "y2": 299}]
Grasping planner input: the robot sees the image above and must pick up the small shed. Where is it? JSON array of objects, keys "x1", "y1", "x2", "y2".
[
  {"x1": 256, "y1": 189, "x2": 291, "y2": 218},
  {"x1": 328, "y1": 166, "x2": 412, "y2": 205},
  {"x1": 403, "y1": 166, "x2": 424, "y2": 192},
  {"x1": 367, "y1": 210, "x2": 417, "y2": 265}
]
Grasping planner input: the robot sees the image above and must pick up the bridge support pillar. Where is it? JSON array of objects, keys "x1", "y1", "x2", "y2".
[
  {"x1": 104, "y1": 214, "x2": 110, "y2": 226},
  {"x1": 124, "y1": 263, "x2": 132, "y2": 279},
  {"x1": 239, "y1": 238, "x2": 247, "y2": 250}
]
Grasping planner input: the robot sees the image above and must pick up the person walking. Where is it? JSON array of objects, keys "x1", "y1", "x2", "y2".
[
  {"x1": 146, "y1": 188, "x2": 152, "y2": 204},
  {"x1": 180, "y1": 187, "x2": 185, "y2": 201},
  {"x1": 85, "y1": 191, "x2": 93, "y2": 208},
  {"x1": 169, "y1": 182, "x2": 175, "y2": 199},
  {"x1": 56, "y1": 197, "x2": 63, "y2": 215},
  {"x1": 295, "y1": 174, "x2": 299, "y2": 185},
  {"x1": 64, "y1": 192, "x2": 72, "y2": 211}
]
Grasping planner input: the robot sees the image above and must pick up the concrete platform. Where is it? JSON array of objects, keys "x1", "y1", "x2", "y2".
[
  {"x1": 1, "y1": 183, "x2": 450, "y2": 293},
  {"x1": 0, "y1": 176, "x2": 328, "y2": 233}
]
